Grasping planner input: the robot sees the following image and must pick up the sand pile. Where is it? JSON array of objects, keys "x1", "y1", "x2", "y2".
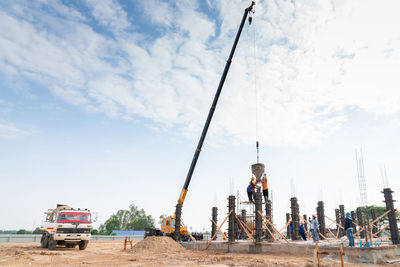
[{"x1": 132, "y1": 236, "x2": 185, "y2": 252}]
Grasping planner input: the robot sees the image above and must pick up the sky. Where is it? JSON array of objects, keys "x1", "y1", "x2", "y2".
[{"x1": 1, "y1": 0, "x2": 400, "y2": 232}]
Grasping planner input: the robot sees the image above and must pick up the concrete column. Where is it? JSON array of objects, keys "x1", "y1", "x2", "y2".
[
  {"x1": 265, "y1": 200, "x2": 273, "y2": 240},
  {"x1": 383, "y1": 188, "x2": 399, "y2": 244},
  {"x1": 228, "y1": 195, "x2": 236, "y2": 242},
  {"x1": 254, "y1": 186, "x2": 263, "y2": 242},
  {"x1": 371, "y1": 208, "x2": 377, "y2": 235},
  {"x1": 290, "y1": 197, "x2": 300, "y2": 240},
  {"x1": 211, "y1": 207, "x2": 218, "y2": 239},
  {"x1": 356, "y1": 207, "x2": 365, "y2": 239},
  {"x1": 351, "y1": 211, "x2": 356, "y2": 232},
  {"x1": 339, "y1": 205, "x2": 345, "y2": 237},
  {"x1": 317, "y1": 201, "x2": 326, "y2": 239},
  {"x1": 335, "y1": 208, "x2": 340, "y2": 237},
  {"x1": 303, "y1": 214, "x2": 308, "y2": 232},
  {"x1": 240, "y1": 209, "x2": 247, "y2": 240},
  {"x1": 174, "y1": 203, "x2": 182, "y2": 241},
  {"x1": 286, "y1": 213, "x2": 291, "y2": 239}
]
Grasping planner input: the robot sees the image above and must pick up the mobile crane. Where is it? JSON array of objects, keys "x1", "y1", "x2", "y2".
[{"x1": 146, "y1": 1, "x2": 255, "y2": 241}]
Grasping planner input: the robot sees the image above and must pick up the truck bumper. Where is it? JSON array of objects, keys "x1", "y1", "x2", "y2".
[{"x1": 54, "y1": 233, "x2": 91, "y2": 241}]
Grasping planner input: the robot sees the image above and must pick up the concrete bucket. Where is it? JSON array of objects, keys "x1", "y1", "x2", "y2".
[{"x1": 251, "y1": 163, "x2": 265, "y2": 183}]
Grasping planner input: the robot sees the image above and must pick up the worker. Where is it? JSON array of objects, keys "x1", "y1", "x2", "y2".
[
  {"x1": 344, "y1": 212, "x2": 354, "y2": 247},
  {"x1": 308, "y1": 216, "x2": 313, "y2": 236},
  {"x1": 299, "y1": 222, "x2": 307, "y2": 241},
  {"x1": 311, "y1": 214, "x2": 319, "y2": 242},
  {"x1": 246, "y1": 178, "x2": 256, "y2": 203},
  {"x1": 261, "y1": 174, "x2": 268, "y2": 202}
]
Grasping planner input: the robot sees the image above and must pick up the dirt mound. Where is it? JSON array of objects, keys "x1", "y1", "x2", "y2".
[{"x1": 132, "y1": 236, "x2": 185, "y2": 252}]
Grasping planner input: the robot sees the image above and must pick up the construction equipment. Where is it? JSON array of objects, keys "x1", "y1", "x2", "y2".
[
  {"x1": 40, "y1": 204, "x2": 92, "y2": 250},
  {"x1": 172, "y1": 1, "x2": 255, "y2": 240},
  {"x1": 144, "y1": 217, "x2": 203, "y2": 241},
  {"x1": 145, "y1": 1, "x2": 256, "y2": 241}
]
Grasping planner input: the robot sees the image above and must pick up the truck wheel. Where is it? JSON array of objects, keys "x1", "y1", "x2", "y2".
[
  {"x1": 48, "y1": 236, "x2": 56, "y2": 250},
  {"x1": 40, "y1": 234, "x2": 48, "y2": 248},
  {"x1": 79, "y1": 240, "x2": 89, "y2": 250}
]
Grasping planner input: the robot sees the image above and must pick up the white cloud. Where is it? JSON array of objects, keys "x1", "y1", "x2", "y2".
[
  {"x1": 85, "y1": 0, "x2": 130, "y2": 32},
  {"x1": 0, "y1": 0, "x2": 400, "y2": 146},
  {"x1": 142, "y1": 0, "x2": 174, "y2": 27},
  {"x1": 0, "y1": 120, "x2": 32, "y2": 139}
]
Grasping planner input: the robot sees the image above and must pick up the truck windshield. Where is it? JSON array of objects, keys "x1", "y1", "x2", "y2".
[{"x1": 58, "y1": 212, "x2": 91, "y2": 223}]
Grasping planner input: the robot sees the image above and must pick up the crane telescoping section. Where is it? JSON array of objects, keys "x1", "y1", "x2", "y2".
[{"x1": 173, "y1": 1, "x2": 256, "y2": 241}]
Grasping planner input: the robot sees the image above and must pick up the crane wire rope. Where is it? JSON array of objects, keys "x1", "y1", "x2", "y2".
[{"x1": 250, "y1": 9, "x2": 260, "y2": 163}]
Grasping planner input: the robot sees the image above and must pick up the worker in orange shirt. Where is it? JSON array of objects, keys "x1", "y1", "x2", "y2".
[{"x1": 261, "y1": 174, "x2": 268, "y2": 202}]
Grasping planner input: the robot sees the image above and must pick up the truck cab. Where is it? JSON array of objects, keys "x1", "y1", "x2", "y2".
[{"x1": 40, "y1": 204, "x2": 92, "y2": 250}]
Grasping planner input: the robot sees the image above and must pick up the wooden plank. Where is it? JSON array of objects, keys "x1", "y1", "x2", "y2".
[
  {"x1": 279, "y1": 218, "x2": 292, "y2": 234},
  {"x1": 339, "y1": 244, "x2": 344, "y2": 267},
  {"x1": 257, "y1": 210, "x2": 289, "y2": 243},
  {"x1": 374, "y1": 225, "x2": 388, "y2": 237},
  {"x1": 181, "y1": 220, "x2": 196, "y2": 243},
  {"x1": 261, "y1": 219, "x2": 277, "y2": 241},
  {"x1": 205, "y1": 209, "x2": 232, "y2": 250},
  {"x1": 240, "y1": 217, "x2": 254, "y2": 235},
  {"x1": 210, "y1": 219, "x2": 227, "y2": 240},
  {"x1": 235, "y1": 215, "x2": 253, "y2": 240},
  {"x1": 316, "y1": 242, "x2": 321, "y2": 267},
  {"x1": 327, "y1": 227, "x2": 336, "y2": 239},
  {"x1": 297, "y1": 213, "x2": 311, "y2": 239},
  {"x1": 319, "y1": 231, "x2": 329, "y2": 242},
  {"x1": 325, "y1": 215, "x2": 344, "y2": 230},
  {"x1": 352, "y1": 221, "x2": 366, "y2": 237},
  {"x1": 369, "y1": 210, "x2": 391, "y2": 226}
]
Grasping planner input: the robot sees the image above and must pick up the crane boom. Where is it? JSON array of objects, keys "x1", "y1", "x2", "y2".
[{"x1": 174, "y1": 1, "x2": 255, "y2": 241}]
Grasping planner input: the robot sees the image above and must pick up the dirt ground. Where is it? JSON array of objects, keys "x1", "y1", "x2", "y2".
[{"x1": 0, "y1": 240, "x2": 398, "y2": 267}]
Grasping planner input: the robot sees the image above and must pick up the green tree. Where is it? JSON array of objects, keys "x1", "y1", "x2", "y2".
[
  {"x1": 91, "y1": 229, "x2": 99, "y2": 235},
  {"x1": 16, "y1": 229, "x2": 32, "y2": 234},
  {"x1": 352, "y1": 205, "x2": 388, "y2": 223},
  {"x1": 102, "y1": 204, "x2": 155, "y2": 232},
  {"x1": 32, "y1": 227, "x2": 43, "y2": 234}
]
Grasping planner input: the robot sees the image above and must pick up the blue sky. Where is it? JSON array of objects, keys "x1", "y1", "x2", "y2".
[{"x1": 1, "y1": 0, "x2": 400, "y2": 231}]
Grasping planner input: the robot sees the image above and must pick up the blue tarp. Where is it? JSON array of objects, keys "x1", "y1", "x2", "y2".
[{"x1": 111, "y1": 230, "x2": 145, "y2": 236}]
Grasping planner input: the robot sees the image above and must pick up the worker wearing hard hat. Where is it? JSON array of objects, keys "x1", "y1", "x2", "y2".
[
  {"x1": 246, "y1": 178, "x2": 256, "y2": 203},
  {"x1": 261, "y1": 174, "x2": 268, "y2": 202}
]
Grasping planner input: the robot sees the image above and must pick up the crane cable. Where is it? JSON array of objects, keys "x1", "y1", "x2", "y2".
[{"x1": 250, "y1": 8, "x2": 259, "y2": 163}]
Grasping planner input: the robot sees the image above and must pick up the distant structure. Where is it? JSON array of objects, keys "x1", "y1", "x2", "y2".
[{"x1": 355, "y1": 148, "x2": 368, "y2": 207}]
